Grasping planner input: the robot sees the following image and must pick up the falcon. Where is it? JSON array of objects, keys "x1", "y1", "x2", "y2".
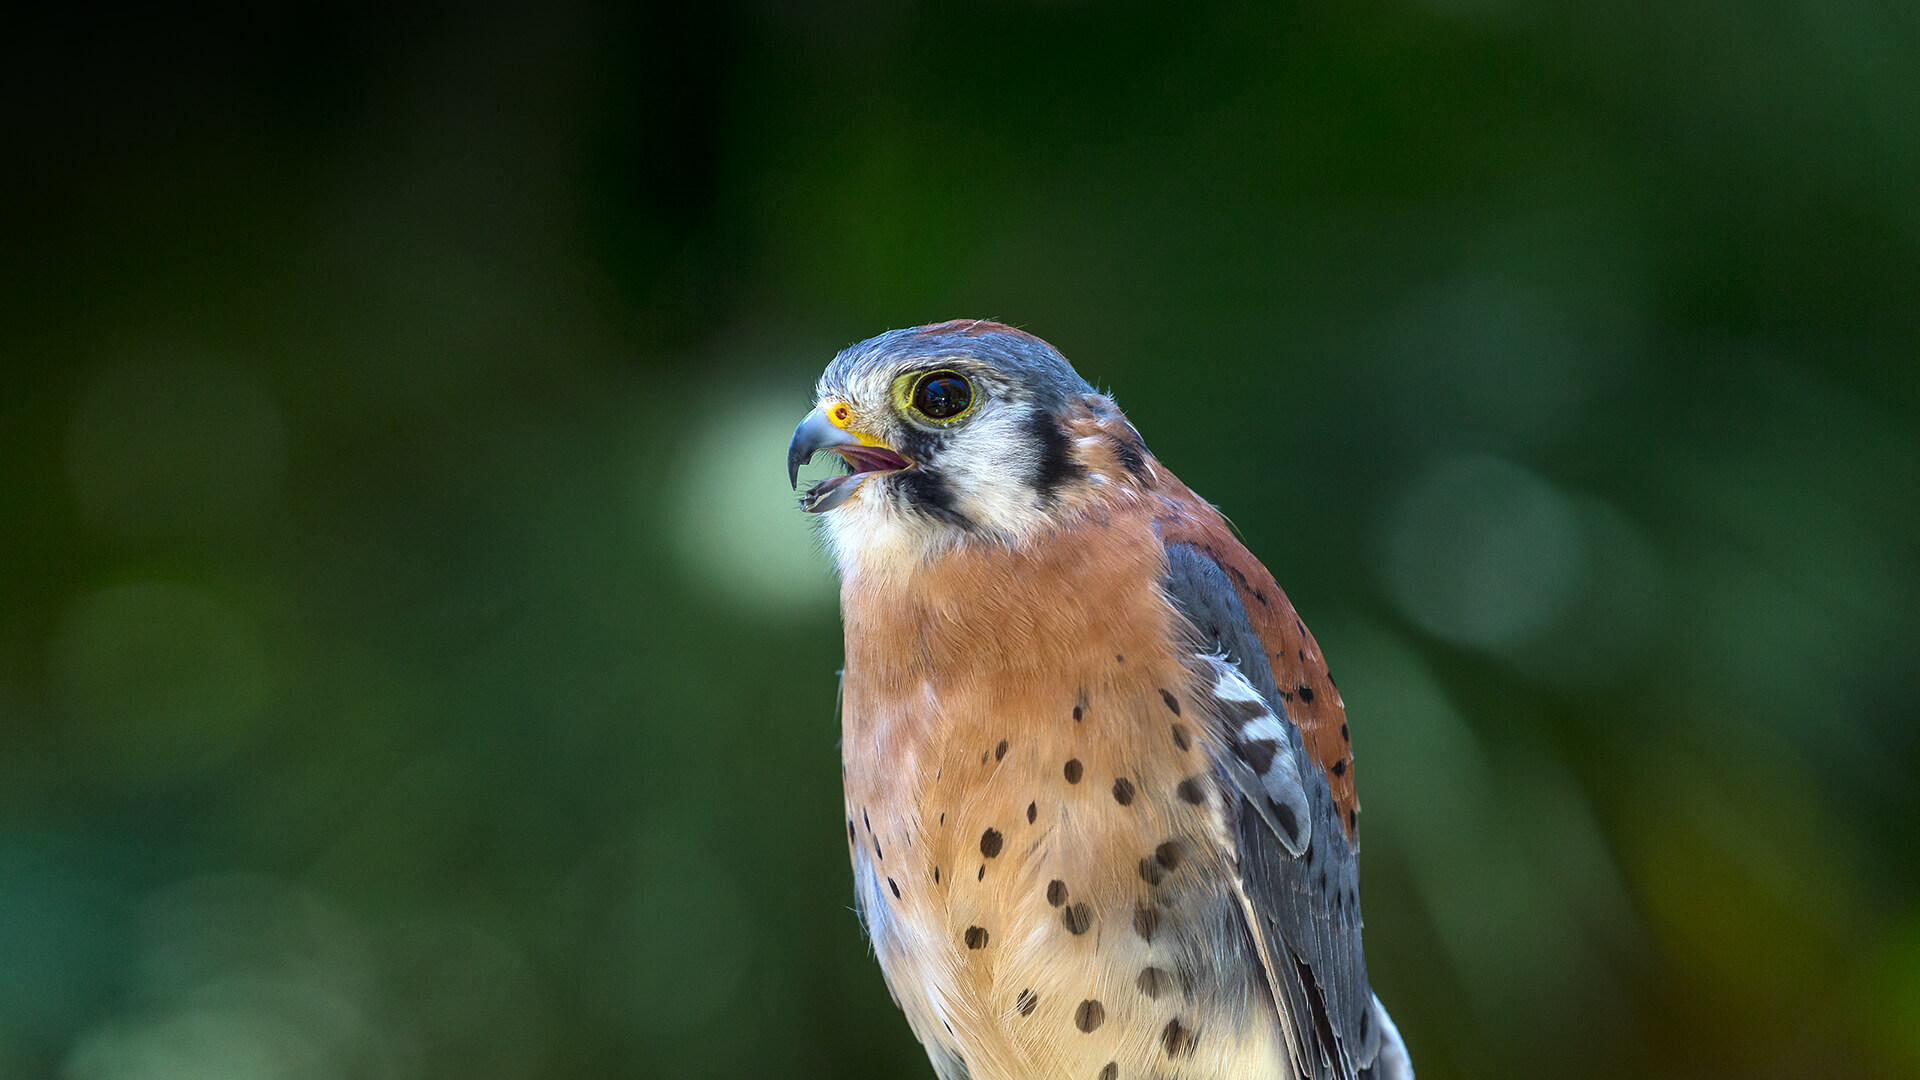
[{"x1": 788, "y1": 320, "x2": 1413, "y2": 1080}]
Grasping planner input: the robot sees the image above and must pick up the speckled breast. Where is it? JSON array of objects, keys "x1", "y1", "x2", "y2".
[{"x1": 836, "y1": 512, "x2": 1294, "y2": 1080}]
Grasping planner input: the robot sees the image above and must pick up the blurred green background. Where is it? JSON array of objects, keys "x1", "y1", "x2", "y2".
[{"x1": 4, "y1": 1, "x2": 1918, "y2": 1078}]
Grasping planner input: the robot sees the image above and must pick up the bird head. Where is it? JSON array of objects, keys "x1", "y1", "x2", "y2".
[{"x1": 789, "y1": 321, "x2": 1124, "y2": 566}]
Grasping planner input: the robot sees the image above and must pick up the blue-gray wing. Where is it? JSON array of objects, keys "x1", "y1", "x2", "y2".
[{"x1": 1163, "y1": 542, "x2": 1408, "y2": 1080}]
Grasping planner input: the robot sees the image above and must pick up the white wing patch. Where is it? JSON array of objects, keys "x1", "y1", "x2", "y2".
[{"x1": 1201, "y1": 656, "x2": 1313, "y2": 857}]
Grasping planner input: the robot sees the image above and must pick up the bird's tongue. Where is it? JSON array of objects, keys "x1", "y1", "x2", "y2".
[{"x1": 838, "y1": 445, "x2": 912, "y2": 473}]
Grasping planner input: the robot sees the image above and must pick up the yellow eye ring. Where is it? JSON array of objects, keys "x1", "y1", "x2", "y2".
[{"x1": 901, "y1": 369, "x2": 975, "y2": 423}]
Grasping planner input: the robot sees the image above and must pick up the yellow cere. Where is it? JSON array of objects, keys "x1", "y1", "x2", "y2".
[{"x1": 822, "y1": 400, "x2": 890, "y2": 447}]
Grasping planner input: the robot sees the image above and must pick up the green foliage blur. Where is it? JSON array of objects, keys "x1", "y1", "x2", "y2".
[{"x1": 4, "y1": 2, "x2": 1918, "y2": 1078}]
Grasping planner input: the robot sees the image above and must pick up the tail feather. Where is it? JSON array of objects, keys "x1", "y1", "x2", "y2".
[{"x1": 1357, "y1": 996, "x2": 1412, "y2": 1080}]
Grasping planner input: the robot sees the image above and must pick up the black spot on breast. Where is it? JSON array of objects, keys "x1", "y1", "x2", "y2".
[
  {"x1": 1072, "y1": 705, "x2": 1083, "y2": 721},
  {"x1": 1062, "y1": 903, "x2": 1093, "y2": 934},
  {"x1": 1175, "y1": 777, "x2": 1205, "y2": 805},
  {"x1": 1170, "y1": 723, "x2": 1192, "y2": 751},
  {"x1": 1047, "y1": 879, "x2": 1069, "y2": 906},
  {"x1": 874, "y1": 839, "x2": 884, "y2": 860},
  {"x1": 1340, "y1": 722, "x2": 1350, "y2": 742},
  {"x1": 1298, "y1": 684, "x2": 1315, "y2": 703},
  {"x1": 1027, "y1": 410, "x2": 1082, "y2": 502},
  {"x1": 1269, "y1": 799, "x2": 1301, "y2": 846},
  {"x1": 1162, "y1": 1017, "x2": 1197, "y2": 1057},
  {"x1": 1027, "y1": 801, "x2": 1037, "y2": 824},
  {"x1": 1016, "y1": 988, "x2": 1038, "y2": 1016},
  {"x1": 1115, "y1": 653, "x2": 1124, "y2": 664},
  {"x1": 1138, "y1": 856, "x2": 1164, "y2": 885},
  {"x1": 1240, "y1": 738, "x2": 1278, "y2": 774},
  {"x1": 995, "y1": 739, "x2": 1008, "y2": 761},
  {"x1": 1349, "y1": 807, "x2": 1358, "y2": 832},
  {"x1": 1136, "y1": 966, "x2": 1172, "y2": 999},
  {"x1": 981, "y1": 828, "x2": 1003, "y2": 858},
  {"x1": 1155, "y1": 841, "x2": 1182, "y2": 869},
  {"x1": 1159, "y1": 689, "x2": 1181, "y2": 715},
  {"x1": 1074, "y1": 999, "x2": 1106, "y2": 1033},
  {"x1": 847, "y1": 820, "x2": 856, "y2": 845},
  {"x1": 934, "y1": 867, "x2": 940, "y2": 883},
  {"x1": 1112, "y1": 777, "x2": 1135, "y2": 805},
  {"x1": 977, "y1": 865, "x2": 985, "y2": 881},
  {"x1": 1099, "y1": 1064, "x2": 1118, "y2": 1080},
  {"x1": 1064, "y1": 759, "x2": 1084, "y2": 784},
  {"x1": 965, "y1": 926, "x2": 989, "y2": 949},
  {"x1": 1331, "y1": 759, "x2": 1347, "y2": 777},
  {"x1": 1132, "y1": 903, "x2": 1160, "y2": 941},
  {"x1": 888, "y1": 877, "x2": 900, "y2": 899}
]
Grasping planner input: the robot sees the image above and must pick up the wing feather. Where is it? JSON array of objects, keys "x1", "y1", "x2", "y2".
[{"x1": 1164, "y1": 543, "x2": 1380, "y2": 1078}]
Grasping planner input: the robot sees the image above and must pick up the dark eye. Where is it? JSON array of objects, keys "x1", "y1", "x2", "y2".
[{"x1": 909, "y1": 370, "x2": 974, "y2": 421}]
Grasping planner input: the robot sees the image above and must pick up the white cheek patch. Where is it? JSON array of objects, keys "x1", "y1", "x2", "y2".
[{"x1": 937, "y1": 404, "x2": 1053, "y2": 538}]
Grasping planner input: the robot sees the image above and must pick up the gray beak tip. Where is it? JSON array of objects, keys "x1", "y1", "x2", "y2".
[{"x1": 786, "y1": 418, "x2": 814, "y2": 490}]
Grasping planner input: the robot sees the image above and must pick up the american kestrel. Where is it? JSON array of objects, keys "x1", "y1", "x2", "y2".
[{"x1": 788, "y1": 321, "x2": 1413, "y2": 1080}]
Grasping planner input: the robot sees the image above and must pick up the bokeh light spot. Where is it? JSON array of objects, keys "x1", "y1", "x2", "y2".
[
  {"x1": 66, "y1": 1007, "x2": 322, "y2": 1080},
  {"x1": 133, "y1": 876, "x2": 372, "y2": 1006},
  {"x1": 665, "y1": 386, "x2": 836, "y2": 619},
  {"x1": 1382, "y1": 453, "x2": 1586, "y2": 652},
  {"x1": 1504, "y1": 496, "x2": 1669, "y2": 687},
  {"x1": 50, "y1": 582, "x2": 273, "y2": 782},
  {"x1": 66, "y1": 875, "x2": 394, "y2": 1080}
]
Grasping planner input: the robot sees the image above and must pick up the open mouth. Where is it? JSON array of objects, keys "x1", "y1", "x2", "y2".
[{"x1": 798, "y1": 445, "x2": 913, "y2": 513}]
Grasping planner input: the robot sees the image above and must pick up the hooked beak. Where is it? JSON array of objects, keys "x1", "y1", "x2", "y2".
[{"x1": 787, "y1": 405, "x2": 913, "y2": 513}]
